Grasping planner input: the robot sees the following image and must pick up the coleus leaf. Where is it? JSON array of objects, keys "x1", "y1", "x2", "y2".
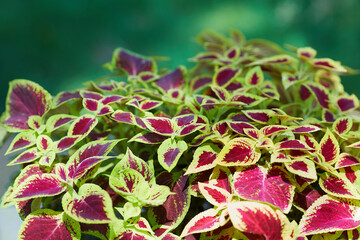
[
  {"x1": 249, "y1": 54, "x2": 297, "y2": 65},
  {"x1": 180, "y1": 208, "x2": 221, "y2": 238},
  {"x1": 228, "y1": 201, "x2": 291, "y2": 240},
  {"x1": 6, "y1": 130, "x2": 36, "y2": 154},
  {"x1": 216, "y1": 137, "x2": 261, "y2": 166},
  {"x1": 129, "y1": 132, "x2": 168, "y2": 144},
  {"x1": 45, "y1": 114, "x2": 76, "y2": 133},
  {"x1": 293, "y1": 185, "x2": 325, "y2": 212},
  {"x1": 297, "y1": 47, "x2": 317, "y2": 60},
  {"x1": 80, "y1": 223, "x2": 109, "y2": 240},
  {"x1": 337, "y1": 95, "x2": 359, "y2": 112},
  {"x1": 233, "y1": 166, "x2": 295, "y2": 213},
  {"x1": 228, "y1": 121, "x2": 255, "y2": 135},
  {"x1": 198, "y1": 182, "x2": 231, "y2": 206},
  {"x1": 36, "y1": 135, "x2": 53, "y2": 152},
  {"x1": 318, "y1": 129, "x2": 339, "y2": 165},
  {"x1": 191, "y1": 75, "x2": 212, "y2": 91},
  {"x1": 276, "y1": 140, "x2": 311, "y2": 150},
  {"x1": 2, "y1": 79, "x2": 52, "y2": 132},
  {"x1": 18, "y1": 210, "x2": 80, "y2": 240},
  {"x1": 111, "y1": 48, "x2": 156, "y2": 76},
  {"x1": 242, "y1": 109, "x2": 276, "y2": 124},
  {"x1": 285, "y1": 158, "x2": 317, "y2": 180},
  {"x1": 141, "y1": 183, "x2": 173, "y2": 207},
  {"x1": 62, "y1": 183, "x2": 116, "y2": 223},
  {"x1": 261, "y1": 125, "x2": 288, "y2": 137},
  {"x1": 244, "y1": 66, "x2": 264, "y2": 86},
  {"x1": 305, "y1": 83, "x2": 330, "y2": 109},
  {"x1": 158, "y1": 139, "x2": 188, "y2": 172},
  {"x1": 185, "y1": 144, "x2": 219, "y2": 175},
  {"x1": 143, "y1": 117, "x2": 175, "y2": 136},
  {"x1": 332, "y1": 116, "x2": 352, "y2": 136},
  {"x1": 113, "y1": 148, "x2": 155, "y2": 183},
  {"x1": 271, "y1": 151, "x2": 291, "y2": 163},
  {"x1": 111, "y1": 110, "x2": 136, "y2": 125},
  {"x1": 12, "y1": 173, "x2": 66, "y2": 200},
  {"x1": 156, "y1": 67, "x2": 186, "y2": 91},
  {"x1": 310, "y1": 58, "x2": 347, "y2": 72},
  {"x1": 322, "y1": 109, "x2": 336, "y2": 122},
  {"x1": 80, "y1": 90, "x2": 103, "y2": 100},
  {"x1": 243, "y1": 128, "x2": 260, "y2": 140},
  {"x1": 213, "y1": 66, "x2": 240, "y2": 87},
  {"x1": 139, "y1": 100, "x2": 162, "y2": 111},
  {"x1": 55, "y1": 136, "x2": 80, "y2": 152},
  {"x1": 83, "y1": 98, "x2": 99, "y2": 112},
  {"x1": 299, "y1": 195, "x2": 360, "y2": 235},
  {"x1": 109, "y1": 168, "x2": 148, "y2": 200},
  {"x1": 53, "y1": 90, "x2": 81, "y2": 107},
  {"x1": 148, "y1": 173, "x2": 190, "y2": 230},
  {"x1": 319, "y1": 173, "x2": 360, "y2": 199},
  {"x1": 72, "y1": 156, "x2": 112, "y2": 181},
  {"x1": 292, "y1": 125, "x2": 321, "y2": 134},
  {"x1": 68, "y1": 114, "x2": 97, "y2": 136},
  {"x1": 335, "y1": 153, "x2": 360, "y2": 169},
  {"x1": 230, "y1": 93, "x2": 265, "y2": 107}
]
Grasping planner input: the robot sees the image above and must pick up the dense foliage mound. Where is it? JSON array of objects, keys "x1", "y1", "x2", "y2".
[{"x1": 1, "y1": 30, "x2": 360, "y2": 240}]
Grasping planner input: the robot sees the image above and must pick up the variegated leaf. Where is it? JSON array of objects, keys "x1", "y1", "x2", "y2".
[
  {"x1": 277, "y1": 140, "x2": 311, "y2": 150},
  {"x1": 299, "y1": 195, "x2": 360, "y2": 235},
  {"x1": 319, "y1": 173, "x2": 360, "y2": 199},
  {"x1": 68, "y1": 114, "x2": 97, "y2": 136},
  {"x1": 45, "y1": 114, "x2": 76, "y2": 132},
  {"x1": 261, "y1": 125, "x2": 288, "y2": 137},
  {"x1": 292, "y1": 125, "x2": 321, "y2": 134},
  {"x1": 129, "y1": 132, "x2": 167, "y2": 144},
  {"x1": 185, "y1": 144, "x2": 219, "y2": 175},
  {"x1": 285, "y1": 158, "x2": 317, "y2": 180},
  {"x1": 332, "y1": 117, "x2": 352, "y2": 136},
  {"x1": 297, "y1": 47, "x2": 317, "y2": 60},
  {"x1": 233, "y1": 166, "x2": 295, "y2": 213},
  {"x1": 318, "y1": 129, "x2": 339, "y2": 165},
  {"x1": 62, "y1": 183, "x2": 116, "y2": 223},
  {"x1": 335, "y1": 153, "x2": 360, "y2": 169},
  {"x1": 213, "y1": 66, "x2": 240, "y2": 87},
  {"x1": 337, "y1": 95, "x2": 359, "y2": 112},
  {"x1": 228, "y1": 201, "x2": 291, "y2": 240},
  {"x1": 6, "y1": 130, "x2": 37, "y2": 155},
  {"x1": 18, "y1": 210, "x2": 80, "y2": 240},
  {"x1": 7, "y1": 147, "x2": 40, "y2": 165},
  {"x1": 228, "y1": 121, "x2": 255, "y2": 135},
  {"x1": 310, "y1": 58, "x2": 346, "y2": 72},
  {"x1": 158, "y1": 138, "x2": 188, "y2": 172},
  {"x1": 245, "y1": 66, "x2": 263, "y2": 86},
  {"x1": 249, "y1": 54, "x2": 297, "y2": 65},
  {"x1": 216, "y1": 137, "x2": 261, "y2": 166},
  {"x1": 198, "y1": 182, "x2": 231, "y2": 206},
  {"x1": 180, "y1": 208, "x2": 220, "y2": 237},
  {"x1": 306, "y1": 83, "x2": 330, "y2": 109},
  {"x1": 143, "y1": 117, "x2": 175, "y2": 136}
]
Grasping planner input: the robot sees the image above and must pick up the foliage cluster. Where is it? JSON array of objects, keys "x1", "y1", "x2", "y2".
[{"x1": 1, "y1": 30, "x2": 360, "y2": 240}]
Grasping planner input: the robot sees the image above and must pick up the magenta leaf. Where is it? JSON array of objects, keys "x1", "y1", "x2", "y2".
[
  {"x1": 230, "y1": 93, "x2": 265, "y2": 107},
  {"x1": 148, "y1": 173, "x2": 190, "y2": 229},
  {"x1": 83, "y1": 98, "x2": 99, "y2": 112},
  {"x1": 140, "y1": 100, "x2": 162, "y2": 111},
  {"x1": 292, "y1": 125, "x2": 321, "y2": 134},
  {"x1": 306, "y1": 83, "x2": 330, "y2": 109},
  {"x1": 45, "y1": 114, "x2": 76, "y2": 132},
  {"x1": 319, "y1": 129, "x2": 339, "y2": 165},
  {"x1": 299, "y1": 195, "x2": 360, "y2": 235},
  {"x1": 68, "y1": 114, "x2": 97, "y2": 136},
  {"x1": 243, "y1": 110, "x2": 275, "y2": 124},
  {"x1": 310, "y1": 58, "x2": 346, "y2": 72},
  {"x1": 12, "y1": 173, "x2": 66, "y2": 200},
  {"x1": 198, "y1": 182, "x2": 231, "y2": 206},
  {"x1": 55, "y1": 136, "x2": 80, "y2": 152},
  {"x1": 62, "y1": 184, "x2": 116, "y2": 223},
  {"x1": 129, "y1": 132, "x2": 168, "y2": 144},
  {"x1": 297, "y1": 47, "x2": 317, "y2": 60},
  {"x1": 277, "y1": 140, "x2": 311, "y2": 150},
  {"x1": 245, "y1": 66, "x2": 264, "y2": 86},
  {"x1": 228, "y1": 201, "x2": 290, "y2": 240},
  {"x1": 3, "y1": 80, "x2": 52, "y2": 131},
  {"x1": 333, "y1": 116, "x2": 352, "y2": 136},
  {"x1": 261, "y1": 125, "x2": 288, "y2": 137},
  {"x1": 213, "y1": 66, "x2": 239, "y2": 87},
  {"x1": 186, "y1": 144, "x2": 219, "y2": 175},
  {"x1": 158, "y1": 138, "x2": 188, "y2": 172},
  {"x1": 112, "y1": 48, "x2": 156, "y2": 76},
  {"x1": 111, "y1": 110, "x2": 136, "y2": 125},
  {"x1": 337, "y1": 95, "x2": 359, "y2": 112},
  {"x1": 250, "y1": 54, "x2": 297, "y2": 65},
  {"x1": 319, "y1": 174, "x2": 360, "y2": 199},
  {"x1": 228, "y1": 121, "x2": 255, "y2": 135},
  {"x1": 6, "y1": 130, "x2": 36, "y2": 154},
  {"x1": 335, "y1": 153, "x2": 360, "y2": 169},
  {"x1": 143, "y1": 117, "x2": 175, "y2": 136},
  {"x1": 233, "y1": 166, "x2": 295, "y2": 213},
  {"x1": 19, "y1": 210, "x2": 80, "y2": 240},
  {"x1": 216, "y1": 137, "x2": 261, "y2": 166},
  {"x1": 73, "y1": 156, "x2": 111, "y2": 181},
  {"x1": 180, "y1": 208, "x2": 221, "y2": 237},
  {"x1": 156, "y1": 67, "x2": 186, "y2": 91},
  {"x1": 293, "y1": 185, "x2": 324, "y2": 212},
  {"x1": 191, "y1": 76, "x2": 212, "y2": 91}
]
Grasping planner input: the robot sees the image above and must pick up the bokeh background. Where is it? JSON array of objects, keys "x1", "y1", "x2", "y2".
[{"x1": 1, "y1": 0, "x2": 360, "y2": 238}]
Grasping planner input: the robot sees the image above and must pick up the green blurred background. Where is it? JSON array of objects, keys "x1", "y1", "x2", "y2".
[
  {"x1": 0, "y1": 0, "x2": 360, "y2": 238},
  {"x1": 1, "y1": 0, "x2": 360, "y2": 113}
]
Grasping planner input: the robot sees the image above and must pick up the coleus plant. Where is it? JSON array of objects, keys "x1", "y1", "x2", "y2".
[{"x1": 1, "y1": 30, "x2": 360, "y2": 240}]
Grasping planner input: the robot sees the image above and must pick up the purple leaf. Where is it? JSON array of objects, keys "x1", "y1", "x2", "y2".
[
  {"x1": 261, "y1": 125, "x2": 288, "y2": 137},
  {"x1": 335, "y1": 153, "x2": 360, "y2": 169},
  {"x1": 277, "y1": 140, "x2": 311, "y2": 150},
  {"x1": 228, "y1": 201, "x2": 290, "y2": 240},
  {"x1": 111, "y1": 110, "x2": 136, "y2": 125},
  {"x1": 299, "y1": 195, "x2": 360, "y2": 235},
  {"x1": 129, "y1": 132, "x2": 168, "y2": 144},
  {"x1": 3, "y1": 80, "x2": 52, "y2": 131},
  {"x1": 191, "y1": 76, "x2": 212, "y2": 91},
  {"x1": 62, "y1": 184, "x2": 116, "y2": 223},
  {"x1": 213, "y1": 67, "x2": 239, "y2": 86},
  {"x1": 216, "y1": 137, "x2": 261, "y2": 166},
  {"x1": 233, "y1": 166, "x2": 295, "y2": 213},
  {"x1": 158, "y1": 139, "x2": 188, "y2": 172},
  {"x1": 55, "y1": 136, "x2": 79, "y2": 152},
  {"x1": 114, "y1": 49, "x2": 156, "y2": 76},
  {"x1": 45, "y1": 114, "x2": 76, "y2": 132},
  {"x1": 54, "y1": 91, "x2": 81, "y2": 107},
  {"x1": 7, "y1": 148, "x2": 40, "y2": 165},
  {"x1": 19, "y1": 210, "x2": 80, "y2": 240},
  {"x1": 140, "y1": 100, "x2": 162, "y2": 111},
  {"x1": 101, "y1": 95, "x2": 124, "y2": 105},
  {"x1": 6, "y1": 130, "x2": 36, "y2": 154},
  {"x1": 148, "y1": 173, "x2": 190, "y2": 229},
  {"x1": 73, "y1": 156, "x2": 111, "y2": 181},
  {"x1": 319, "y1": 174, "x2": 360, "y2": 199},
  {"x1": 156, "y1": 67, "x2": 185, "y2": 91},
  {"x1": 337, "y1": 95, "x2": 359, "y2": 112},
  {"x1": 13, "y1": 174, "x2": 66, "y2": 200},
  {"x1": 323, "y1": 109, "x2": 336, "y2": 122},
  {"x1": 83, "y1": 98, "x2": 99, "y2": 112},
  {"x1": 319, "y1": 129, "x2": 339, "y2": 165},
  {"x1": 81, "y1": 91, "x2": 103, "y2": 100},
  {"x1": 144, "y1": 117, "x2": 175, "y2": 136},
  {"x1": 68, "y1": 115, "x2": 97, "y2": 136},
  {"x1": 306, "y1": 83, "x2": 330, "y2": 109},
  {"x1": 292, "y1": 125, "x2": 321, "y2": 134},
  {"x1": 80, "y1": 223, "x2": 109, "y2": 240},
  {"x1": 228, "y1": 121, "x2": 255, "y2": 135},
  {"x1": 293, "y1": 185, "x2": 324, "y2": 211}
]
